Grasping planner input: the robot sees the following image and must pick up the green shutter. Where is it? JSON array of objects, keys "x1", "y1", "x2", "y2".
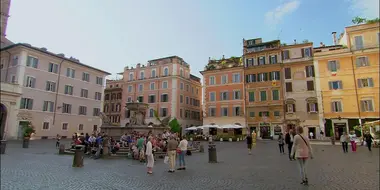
[{"x1": 249, "y1": 92, "x2": 255, "y2": 102}]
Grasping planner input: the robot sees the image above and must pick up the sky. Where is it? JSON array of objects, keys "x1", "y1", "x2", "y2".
[{"x1": 6, "y1": 0, "x2": 379, "y2": 79}]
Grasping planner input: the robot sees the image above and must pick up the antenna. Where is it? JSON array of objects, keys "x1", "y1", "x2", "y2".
[{"x1": 277, "y1": 29, "x2": 283, "y2": 40}]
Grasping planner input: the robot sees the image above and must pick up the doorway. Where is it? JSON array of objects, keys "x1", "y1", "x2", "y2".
[
  {"x1": 0, "y1": 104, "x2": 7, "y2": 140},
  {"x1": 309, "y1": 127, "x2": 316, "y2": 139},
  {"x1": 334, "y1": 123, "x2": 346, "y2": 140},
  {"x1": 249, "y1": 126, "x2": 257, "y2": 134},
  {"x1": 18, "y1": 121, "x2": 29, "y2": 139},
  {"x1": 260, "y1": 126, "x2": 271, "y2": 139}
]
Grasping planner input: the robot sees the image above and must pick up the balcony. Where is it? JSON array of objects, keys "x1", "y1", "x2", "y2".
[
  {"x1": 282, "y1": 56, "x2": 313, "y2": 64},
  {"x1": 350, "y1": 43, "x2": 379, "y2": 51}
]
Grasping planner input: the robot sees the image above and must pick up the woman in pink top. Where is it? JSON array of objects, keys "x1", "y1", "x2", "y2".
[{"x1": 291, "y1": 126, "x2": 313, "y2": 186}]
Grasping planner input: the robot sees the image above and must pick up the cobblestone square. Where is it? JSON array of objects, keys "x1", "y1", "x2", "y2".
[{"x1": 1, "y1": 140, "x2": 379, "y2": 190}]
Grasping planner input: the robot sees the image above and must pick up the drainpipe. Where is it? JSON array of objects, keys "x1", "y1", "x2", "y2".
[
  {"x1": 350, "y1": 54, "x2": 363, "y2": 136},
  {"x1": 52, "y1": 59, "x2": 65, "y2": 125},
  {"x1": 4, "y1": 50, "x2": 11, "y2": 82}
]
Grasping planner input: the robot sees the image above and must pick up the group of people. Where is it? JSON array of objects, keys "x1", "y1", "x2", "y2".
[{"x1": 340, "y1": 131, "x2": 375, "y2": 152}]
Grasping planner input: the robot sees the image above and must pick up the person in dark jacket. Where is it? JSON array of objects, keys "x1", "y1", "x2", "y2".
[
  {"x1": 246, "y1": 135, "x2": 253, "y2": 155},
  {"x1": 363, "y1": 131, "x2": 374, "y2": 152},
  {"x1": 285, "y1": 130, "x2": 295, "y2": 161}
]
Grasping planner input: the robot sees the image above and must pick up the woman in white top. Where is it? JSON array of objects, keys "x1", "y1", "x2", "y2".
[
  {"x1": 177, "y1": 136, "x2": 188, "y2": 170},
  {"x1": 145, "y1": 136, "x2": 154, "y2": 174},
  {"x1": 291, "y1": 126, "x2": 313, "y2": 186}
]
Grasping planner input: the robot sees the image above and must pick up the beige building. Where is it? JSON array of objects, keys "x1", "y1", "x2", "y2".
[
  {"x1": 0, "y1": 0, "x2": 13, "y2": 48},
  {"x1": 282, "y1": 42, "x2": 320, "y2": 138},
  {"x1": 0, "y1": 82, "x2": 22, "y2": 140},
  {"x1": 0, "y1": 43, "x2": 110, "y2": 139}
]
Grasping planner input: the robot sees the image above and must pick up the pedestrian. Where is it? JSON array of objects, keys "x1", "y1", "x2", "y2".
[
  {"x1": 349, "y1": 131, "x2": 357, "y2": 152},
  {"x1": 251, "y1": 130, "x2": 257, "y2": 148},
  {"x1": 56, "y1": 134, "x2": 61, "y2": 148},
  {"x1": 278, "y1": 133, "x2": 285, "y2": 154},
  {"x1": 285, "y1": 130, "x2": 295, "y2": 161},
  {"x1": 177, "y1": 136, "x2": 188, "y2": 170},
  {"x1": 340, "y1": 132, "x2": 349, "y2": 153},
  {"x1": 319, "y1": 131, "x2": 324, "y2": 140},
  {"x1": 167, "y1": 136, "x2": 178, "y2": 173},
  {"x1": 146, "y1": 136, "x2": 154, "y2": 174},
  {"x1": 309, "y1": 131, "x2": 314, "y2": 140},
  {"x1": 291, "y1": 126, "x2": 313, "y2": 186},
  {"x1": 246, "y1": 134, "x2": 253, "y2": 155},
  {"x1": 363, "y1": 131, "x2": 374, "y2": 152}
]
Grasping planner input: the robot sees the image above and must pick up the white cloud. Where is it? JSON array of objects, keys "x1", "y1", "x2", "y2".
[
  {"x1": 348, "y1": 0, "x2": 379, "y2": 19},
  {"x1": 265, "y1": 0, "x2": 301, "y2": 28}
]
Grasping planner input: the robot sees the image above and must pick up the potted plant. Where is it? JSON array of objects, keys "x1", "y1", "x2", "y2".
[
  {"x1": 22, "y1": 122, "x2": 35, "y2": 148},
  {"x1": 330, "y1": 130, "x2": 335, "y2": 145}
]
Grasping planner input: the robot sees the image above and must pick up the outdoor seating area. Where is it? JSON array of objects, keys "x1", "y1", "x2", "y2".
[{"x1": 185, "y1": 124, "x2": 246, "y2": 142}]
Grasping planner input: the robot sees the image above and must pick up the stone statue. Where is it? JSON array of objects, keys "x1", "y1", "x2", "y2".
[
  {"x1": 99, "y1": 112, "x2": 110, "y2": 124},
  {"x1": 130, "y1": 112, "x2": 137, "y2": 125}
]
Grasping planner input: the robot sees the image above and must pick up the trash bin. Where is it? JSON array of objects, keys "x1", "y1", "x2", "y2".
[
  {"x1": 0, "y1": 140, "x2": 6, "y2": 154},
  {"x1": 72, "y1": 145, "x2": 85, "y2": 167},
  {"x1": 208, "y1": 144, "x2": 217, "y2": 163},
  {"x1": 199, "y1": 144, "x2": 204, "y2": 153}
]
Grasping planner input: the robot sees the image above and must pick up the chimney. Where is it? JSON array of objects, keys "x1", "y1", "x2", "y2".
[
  {"x1": 332, "y1": 32, "x2": 337, "y2": 45},
  {"x1": 320, "y1": 42, "x2": 325, "y2": 47},
  {"x1": 222, "y1": 55, "x2": 225, "y2": 59},
  {"x1": 294, "y1": 39, "x2": 297, "y2": 44}
]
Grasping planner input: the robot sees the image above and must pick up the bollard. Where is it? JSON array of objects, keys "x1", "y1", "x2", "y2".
[
  {"x1": 59, "y1": 144, "x2": 65, "y2": 154},
  {"x1": 72, "y1": 145, "x2": 85, "y2": 167},
  {"x1": 208, "y1": 144, "x2": 217, "y2": 163},
  {"x1": 199, "y1": 144, "x2": 204, "y2": 153},
  {"x1": 0, "y1": 140, "x2": 7, "y2": 154}
]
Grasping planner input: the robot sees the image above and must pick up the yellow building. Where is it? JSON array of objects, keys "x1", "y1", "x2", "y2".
[{"x1": 314, "y1": 22, "x2": 380, "y2": 140}]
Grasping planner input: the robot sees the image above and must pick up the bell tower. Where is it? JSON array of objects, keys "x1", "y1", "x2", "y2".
[{"x1": 1, "y1": 0, "x2": 12, "y2": 48}]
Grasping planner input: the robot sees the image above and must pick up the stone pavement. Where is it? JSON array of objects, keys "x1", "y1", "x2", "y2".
[{"x1": 1, "y1": 140, "x2": 379, "y2": 190}]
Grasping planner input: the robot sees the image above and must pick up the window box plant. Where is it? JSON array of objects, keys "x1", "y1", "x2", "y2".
[{"x1": 22, "y1": 122, "x2": 35, "y2": 148}]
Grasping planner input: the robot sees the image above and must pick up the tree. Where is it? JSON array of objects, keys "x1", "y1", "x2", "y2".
[
  {"x1": 366, "y1": 18, "x2": 380, "y2": 24},
  {"x1": 168, "y1": 118, "x2": 181, "y2": 133},
  {"x1": 352, "y1": 16, "x2": 367, "y2": 25}
]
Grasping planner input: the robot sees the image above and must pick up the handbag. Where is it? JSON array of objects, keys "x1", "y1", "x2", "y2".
[{"x1": 164, "y1": 156, "x2": 169, "y2": 164}]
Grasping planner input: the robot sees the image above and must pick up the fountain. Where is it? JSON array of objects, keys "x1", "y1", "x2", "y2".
[{"x1": 100, "y1": 102, "x2": 171, "y2": 137}]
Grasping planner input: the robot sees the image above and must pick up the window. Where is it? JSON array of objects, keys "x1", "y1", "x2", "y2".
[
  {"x1": 269, "y1": 55, "x2": 277, "y2": 64},
  {"x1": 128, "y1": 85, "x2": 132, "y2": 92},
  {"x1": 287, "y1": 104, "x2": 296, "y2": 113},
  {"x1": 186, "y1": 97, "x2": 189, "y2": 104},
  {"x1": 221, "y1": 107, "x2": 228, "y2": 116},
  {"x1": 259, "y1": 111, "x2": 269, "y2": 117},
  {"x1": 12, "y1": 55, "x2": 18, "y2": 66},
  {"x1": 356, "y1": 57, "x2": 369, "y2": 67},
  {"x1": 160, "y1": 108, "x2": 168, "y2": 117},
  {"x1": 209, "y1": 76, "x2": 215, "y2": 85},
  {"x1": 305, "y1": 65, "x2": 315, "y2": 77},
  {"x1": 95, "y1": 92, "x2": 102, "y2": 100},
  {"x1": 220, "y1": 92, "x2": 229, "y2": 101},
  {"x1": 26, "y1": 56, "x2": 38, "y2": 68},
  {"x1": 249, "y1": 112, "x2": 255, "y2": 117},
  {"x1": 79, "y1": 106, "x2": 87, "y2": 115},
  {"x1": 42, "y1": 122, "x2": 49, "y2": 130},
  {"x1": 307, "y1": 103, "x2": 318, "y2": 113},
  {"x1": 80, "y1": 89, "x2": 88, "y2": 98},
  {"x1": 303, "y1": 48, "x2": 312, "y2": 57},
  {"x1": 10, "y1": 75, "x2": 16, "y2": 83},
  {"x1": 93, "y1": 108, "x2": 100, "y2": 116},
  {"x1": 274, "y1": 111, "x2": 280, "y2": 117},
  {"x1": 162, "y1": 81, "x2": 168, "y2": 89},
  {"x1": 62, "y1": 123, "x2": 68, "y2": 131},
  {"x1": 140, "y1": 71, "x2": 144, "y2": 79},
  {"x1": 232, "y1": 73, "x2": 241, "y2": 83},
  {"x1": 284, "y1": 68, "x2": 291, "y2": 79},
  {"x1": 45, "y1": 81, "x2": 56, "y2": 92},
  {"x1": 42, "y1": 101, "x2": 54, "y2": 112},
  {"x1": 64, "y1": 85, "x2": 74, "y2": 95},
  {"x1": 328, "y1": 81, "x2": 343, "y2": 90},
  {"x1": 303, "y1": 81, "x2": 314, "y2": 91},
  {"x1": 104, "y1": 104, "x2": 109, "y2": 112},
  {"x1": 161, "y1": 94, "x2": 168, "y2": 102},
  {"x1": 163, "y1": 68, "x2": 169, "y2": 76},
  {"x1": 96, "y1": 77, "x2": 103, "y2": 85},
  {"x1": 257, "y1": 73, "x2": 268, "y2": 82},
  {"x1": 246, "y1": 58, "x2": 254, "y2": 67},
  {"x1": 180, "y1": 83, "x2": 184, "y2": 90},
  {"x1": 20, "y1": 98, "x2": 33, "y2": 110},
  {"x1": 282, "y1": 50, "x2": 290, "y2": 60},
  {"x1": 285, "y1": 82, "x2": 293, "y2": 92},
  {"x1": 209, "y1": 108, "x2": 216, "y2": 117},
  {"x1": 221, "y1": 75, "x2": 227, "y2": 84},
  {"x1": 357, "y1": 78, "x2": 374, "y2": 88},
  {"x1": 149, "y1": 109, "x2": 154, "y2": 117},
  {"x1": 93, "y1": 125, "x2": 98, "y2": 131},
  {"x1": 138, "y1": 96, "x2": 144, "y2": 103},
  {"x1": 186, "y1": 85, "x2": 189, "y2": 91},
  {"x1": 62, "y1": 103, "x2": 72, "y2": 113},
  {"x1": 151, "y1": 70, "x2": 156, "y2": 78},
  {"x1": 360, "y1": 100, "x2": 374, "y2": 112},
  {"x1": 180, "y1": 95, "x2": 183, "y2": 103},
  {"x1": 354, "y1": 36, "x2": 363, "y2": 50},
  {"x1": 115, "y1": 104, "x2": 121, "y2": 112},
  {"x1": 327, "y1": 60, "x2": 339, "y2": 72},
  {"x1": 150, "y1": 82, "x2": 155, "y2": 90},
  {"x1": 209, "y1": 92, "x2": 216, "y2": 101},
  {"x1": 129, "y1": 73, "x2": 134, "y2": 81},
  {"x1": 180, "y1": 69, "x2": 183, "y2": 77},
  {"x1": 66, "y1": 68, "x2": 75, "y2": 78},
  {"x1": 82, "y1": 73, "x2": 90, "y2": 82},
  {"x1": 233, "y1": 90, "x2": 241, "y2": 100},
  {"x1": 272, "y1": 90, "x2": 279, "y2": 100},
  {"x1": 233, "y1": 107, "x2": 241, "y2": 116},
  {"x1": 78, "y1": 124, "x2": 84, "y2": 131},
  {"x1": 260, "y1": 91, "x2": 267, "y2": 101},
  {"x1": 270, "y1": 71, "x2": 280, "y2": 81},
  {"x1": 331, "y1": 101, "x2": 342, "y2": 112},
  {"x1": 248, "y1": 92, "x2": 255, "y2": 102},
  {"x1": 258, "y1": 56, "x2": 265, "y2": 65},
  {"x1": 148, "y1": 95, "x2": 156, "y2": 103},
  {"x1": 127, "y1": 97, "x2": 132, "y2": 102},
  {"x1": 25, "y1": 76, "x2": 36, "y2": 88},
  {"x1": 48, "y1": 63, "x2": 59, "y2": 73},
  {"x1": 138, "y1": 84, "x2": 143, "y2": 92},
  {"x1": 246, "y1": 74, "x2": 257, "y2": 83}
]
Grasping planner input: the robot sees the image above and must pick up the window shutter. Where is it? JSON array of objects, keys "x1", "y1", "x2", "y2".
[
  {"x1": 253, "y1": 74, "x2": 256, "y2": 82},
  {"x1": 356, "y1": 58, "x2": 361, "y2": 67},
  {"x1": 306, "y1": 103, "x2": 310, "y2": 112},
  {"x1": 331, "y1": 102, "x2": 335, "y2": 112},
  {"x1": 46, "y1": 82, "x2": 50, "y2": 91},
  {"x1": 66, "y1": 68, "x2": 70, "y2": 77},
  {"x1": 365, "y1": 57, "x2": 370, "y2": 66},
  {"x1": 269, "y1": 72, "x2": 273, "y2": 81},
  {"x1": 328, "y1": 82, "x2": 333, "y2": 90},
  {"x1": 26, "y1": 57, "x2": 31, "y2": 66},
  {"x1": 309, "y1": 48, "x2": 313, "y2": 56},
  {"x1": 220, "y1": 92, "x2": 223, "y2": 100},
  {"x1": 292, "y1": 104, "x2": 296, "y2": 112},
  {"x1": 360, "y1": 101, "x2": 365, "y2": 112},
  {"x1": 368, "y1": 78, "x2": 374, "y2": 87},
  {"x1": 339, "y1": 81, "x2": 343, "y2": 89},
  {"x1": 31, "y1": 78, "x2": 36, "y2": 88},
  {"x1": 43, "y1": 101, "x2": 48, "y2": 111},
  {"x1": 327, "y1": 62, "x2": 332, "y2": 71},
  {"x1": 305, "y1": 66, "x2": 309, "y2": 77},
  {"x1": 276, "y1": 71, "x2": 280, "y2": 80},
  {"x1": 264, "y1": 73, "x2": 268, "y2": 81},
  {"x1": 50, "y1": 102, "x2": 54, "y2": 112},
  {"x1": 71, "y1": 70, "x2": 75, "y2": 78},
  {"x1": 369, "y1": 100, "x2": 373, "y2": 111},
  {"x1": 315, "y1": 103, "x2": 319, "y2": 112},
  {"x1": 281, "y1": 51, "x2": 284, "y2": 60},
  {"x1": 274, "y1": 55, "x2": 278, "y2": 63},
  {"x1": 259, "y1": 112, "x2": 262, "y2": 117},
  {"x1": 28, "y1": 99, "x2": 33, "y2": 110},
  {"x1": 311, "y1": 66, "x2": 315, "y2": 77},
  {"x1": 245, "y1": 75, "x2": 249, "y2": 83},
  {"x1": 64, "y1": 86, "x2": 68, "y2": 94},
  {"x1": 357, "y1": 79, "x2": 362, "y2": 88},
  {"x1": 301, "y1": 48, "x2": 305, "y2": 57},
  {"x1": 20, "y1": 98, "x2": 25, "y2": 109},
  {"x1": 336, "y1": 61, "x2": 340, "y2": 70}
]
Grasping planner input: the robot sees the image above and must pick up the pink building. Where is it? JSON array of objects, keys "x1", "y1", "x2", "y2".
[{"x1": 118, "y1": 56, "x2": 202, "y2": 130}]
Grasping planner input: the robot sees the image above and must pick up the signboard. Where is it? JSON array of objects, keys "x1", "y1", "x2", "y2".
[{"x1": 274, "y1": 125, "x2": 282, "y2": 135}]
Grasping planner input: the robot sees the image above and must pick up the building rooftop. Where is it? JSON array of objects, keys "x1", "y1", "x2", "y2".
[
  {"x1": 201, "y1": 56, "x2": 242, "y2": 73},
  {"x1": 0, "y1": 43, "x2": 111, "y2": 75}
]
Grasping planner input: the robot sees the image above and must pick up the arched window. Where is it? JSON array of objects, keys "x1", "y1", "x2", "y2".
[
  {"x1": 140, "y1": 71, "x2": 144, "y2": 79},
  {"x1": 129, "y1": 73, "x2": 133, "y2": 80},
  {"x1": 117, "y1": 93, "x2": 122, "y2": 99},
  {"x1": 105, "y1": 94, "x2": 109, "y2": 100},
  {"x1": 164, "y1": 68, "x2": 169, "y2": 76}
]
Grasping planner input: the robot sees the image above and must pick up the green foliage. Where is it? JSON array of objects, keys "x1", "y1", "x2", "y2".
[
  {"x1": 23, "y1": 122, "x2": 35, "y2": 137},
  {"x1": 168, "y1": 118, "x2": 181, "y2": 133},
  {"x1": 352, "y1": 16, "x2": 367, "y2": 24},
  {"x1": 366, "y1": 18, "x2": 380, "y2": 24},
  {"x1": 302, "y1": 39, "x2": 309, "y2": 43}
]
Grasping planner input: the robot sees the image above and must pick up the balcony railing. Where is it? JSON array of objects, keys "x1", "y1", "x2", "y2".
[{"x1": 351, "y1": 43, "x2": 379, "y2": 51}]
